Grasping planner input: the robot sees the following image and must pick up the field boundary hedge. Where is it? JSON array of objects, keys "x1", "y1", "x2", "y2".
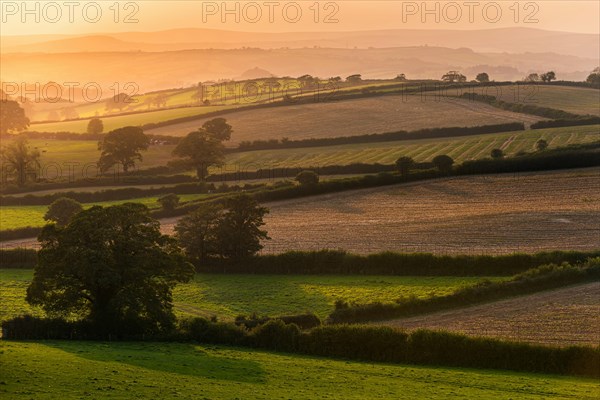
[
  {"x1": 327, "y1": 259, "x2": 600, "y2": 323},
  {"x1": 458, "y1": 92, "x2": 588, "y2": 120},
  {"x1": 234, "y1": 122, "x2": 526, "y2": 151},
  {"x1": 3, "y1": 315, "x2": 598, "y2": 378},
  {"x1": 5, "y1": 247, "x2": 597, "y2": 275}
]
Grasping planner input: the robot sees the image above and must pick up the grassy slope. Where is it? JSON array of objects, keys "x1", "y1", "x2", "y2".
[
  {"x1": 20, "y1": 124, "x2": 600, "y2": 174},
  {"x1": 0, "y1": 194, "x2": 207, "y2": 230},
  {"x1": 28, "y1": 80, "x2": 403, "y2": 129},
  {"x1": 0, "y1": 269, "x2": 496, "y2": 321},
  {"x1": 2, "y1": 341, "x2": 598, "y2": 400},
  {"x1": 225, "y1": 125, "x2": 599, "y2": 168},
  {"x1": 144, "y1": 94, "x2": 541, "y2": 140},
  {"x1": 423, "y1": 84, "x2": 600, "y2": 116}
]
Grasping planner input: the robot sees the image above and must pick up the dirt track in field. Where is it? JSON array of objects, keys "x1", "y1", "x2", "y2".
[
  {"x1": 260, "y1": 168, "x2": 600, "y2": 254},
  {"x1": 375, "y1": 282, "x2": 600, "y2": 346}
]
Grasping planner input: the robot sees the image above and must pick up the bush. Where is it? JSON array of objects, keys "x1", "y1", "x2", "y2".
[
  {"x1": 235, "y1": 313, "x2": 321, "y2": 330},
  {"x1": 179, "y1": 317, "x2": 247, "y2": 345},
  {"x1": 432, "y1": 155, "x2": 454, "y2": 173},
  {"x1": 0, "y1": 248, "x2": 37, "y2": 268},
  {"x1": 251, "y1": 320, "x2": 301, "y2": 352},
  {"x1": 158, "y1": 193, "x2": 180, "y2": 211},
  {"x1": 5, "y1": 315, "x2": 599, "y2": 377},
  {"x1": 295, "y1": 170, "x2": 319, "y2": 186}
]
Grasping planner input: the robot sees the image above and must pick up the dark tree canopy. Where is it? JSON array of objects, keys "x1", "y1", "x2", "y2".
[
  {"x1": 216, "y1": 195, "x2": 270, "y2": 260},
  {"x1": 87, "y1": 118, "x2": 104, "y2": 135},
  {"x1": 525, "y1": 73, "x2": 540, "y2": 82},
  {"x1": 442, "y1": 71, "x2": 466, "y2": 83},
  {"x1": 0, "y1": 136, "x2": 40, "y2": 186},
  {"x1": 158, "y1": 193, "x2": 180, "y2": 211},
  {"x1": 175, "y1": 203, "x2": 223, "y2": 262},
  {"x1": 540, "y1": 71, "x2": 556, "y2": 82},
  {"x1": 490, "y1": 148, "x2": 504, "y2": 159},
  {"x1": 432, "y1": 154, "x2": 454, "y2": 173},
  {"x1": 395, "y1": 156, "x2": 415, "y2": 176},
  {"x1": 202, "y1": 118, "x2": 233, "y2": 141},
  {"x1": 0, "y1": 100, "x2": 30, "y2": 135},
  {"x1": 346, "y1": 74, "x2": 362, "y2": 84},
  {"x1": 27, "y1": 203, "x2": 193, "y2": 334},
  {"x1": 296, "y1": 170, "x2": 320, "y2": 186},
  {"x1": 44, "y1": 197, "x2": 83, "y2": 226},
  {"x1": 98, "y1": 126, "x2": 150, "y2": 173},
  {"x1": 586, "y1": 67, "x2": 600, "y2": 85},
  {"x1": 535, "y1": 139, "x2": 548, "y2": 151},
  {"x1": 171, "y1": 129, "x2": 226, "y2": 180},
  {"x1": 476, "y1": 73, "x2": 490, "y2": 83}
]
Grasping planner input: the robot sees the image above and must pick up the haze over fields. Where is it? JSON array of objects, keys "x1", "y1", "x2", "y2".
[{"x1": 1, "y1": 27, "x2": 597, "y2": 93}]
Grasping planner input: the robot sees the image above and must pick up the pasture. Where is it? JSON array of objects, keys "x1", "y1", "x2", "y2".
[
  {"x1": 255, "y1": 168, "x2": 600, "y2": 255},
  {"x1": 144, "y1": 94, "x2": 542, "y2": 141},
  {"x1": 28, "y1": 105, "x2": 237, "y2": 133},
  {"x1": 14, "y1": 124, "x2": 600, "y2": 180},
  {"x1": 0, "y1": 269, "x2": 497, "y2": 322},
  {"x1": 424, "y1": 84, "x2": 600, "y2": 116},
  {"x1": 378, "y1": 282, "x2": 600, "y2": 347},
  {"x1": 2, "y1": 341, "x2": 598, "y2": 400},
  {"x1": 224, "y1": 124, "x2": 600, "y2": 168},
  {"x1": 0, "y1": 194, "x2": 207, "y2": 230}
]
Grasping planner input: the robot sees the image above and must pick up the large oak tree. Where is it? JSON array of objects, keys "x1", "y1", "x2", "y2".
[{"x1": 27, "y1": 203, "x2": 194, "y2": 335}]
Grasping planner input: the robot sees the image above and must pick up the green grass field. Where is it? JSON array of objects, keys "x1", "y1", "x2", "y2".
[
  {"x1": 28, "y1": 79, "x2": 406, "y2": 129},
  {"x1": 29, "y1": 105, "x2": 238, "y2": 133},
  {"x1": 0, "y1": 193, "x2": 207, "y2": 230},
  {"x1": 3, "y1": 341, "x2": 598, "y2": 400},
  {"x1": 18, "y1": 125, "x2": 600, "y2": 176},
  {"x1": 225, "y1": 125, "x2": 600, "y2": 168},
  {"x1": 0, "y1": 269, "x2": 498, "y2": 322},
  {"x1": 423, "y1": 84, "x2": 600, "y2": 116}
]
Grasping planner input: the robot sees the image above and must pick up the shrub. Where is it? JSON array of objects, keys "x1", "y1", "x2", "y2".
[
  {"x1": 432, "y1": 155, "x2": 454, "y2": 173},
  {"x1": 158, "y1": 193, "x2": 180, "y2": 211},
  {"x1": 179, "y1": 317, "x2": 247, "y2": 345},
  {"x1": 251, "y1": 320, "x2": 301, "y2": 352},
  {"x1": 490, "y1": 148, "x2": 504, "y2": 159},
  {"x1": 295, "y1": 170, "x2": 319, "y2": 186}
]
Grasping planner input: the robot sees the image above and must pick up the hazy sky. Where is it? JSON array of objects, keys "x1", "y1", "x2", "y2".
[{"x1": 1, "y1": 0, "x2": 598, "y2": 36}]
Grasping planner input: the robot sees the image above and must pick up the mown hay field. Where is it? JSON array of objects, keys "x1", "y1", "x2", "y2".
[
  {"x1": 14, "y1": 125, "x2": 599, "y2": 179},
  {"x1": 377, "y1": 282, "x2": 600, "y2": 347},
  {"x1": 145, "y1": 94, "x2": 543, "y2": 141},
  {"x1": 3, "y1": 341, "x2": 598, "y2": 400},
  {"x1": 0, "y1": 269, "x2": 497, "y2": 322},
  {"x1": 224, "y1": 125, "x2": 599, "y2": 169},
  {"x1": 259, "y1": 168, "x2": 600, "y2": 255}
]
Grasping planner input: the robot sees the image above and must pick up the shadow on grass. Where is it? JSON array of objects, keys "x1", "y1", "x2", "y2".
[{"x1": 44, "y1": 341, "x2": 266, "y2": 383}]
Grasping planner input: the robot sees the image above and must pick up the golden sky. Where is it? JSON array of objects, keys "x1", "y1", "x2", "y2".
[{"x1": 1, "y1": 0, "x2": 598, "y2": 36}]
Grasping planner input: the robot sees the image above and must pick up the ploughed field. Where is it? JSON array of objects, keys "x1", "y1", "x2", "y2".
[
  {"x1": 377, "y1": 282, "x2": 600, "y2": 347},
  {"x1": 2, "y1": 341, "x2": 598, "y2": 400},
  {"x1": 259, "y1": 168, "x2": 600, "y2": 255}
]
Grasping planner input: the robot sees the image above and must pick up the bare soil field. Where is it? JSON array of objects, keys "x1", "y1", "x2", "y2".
[
  {"x1": 146, "y1": 94, "x2": 542, "y2": 143},
  {"x1": 259, "y1": 168, "x2": 600, "y2": 254},
  {"x1": 376, "y1": 282, "x2": 600, "y2": 346}
]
